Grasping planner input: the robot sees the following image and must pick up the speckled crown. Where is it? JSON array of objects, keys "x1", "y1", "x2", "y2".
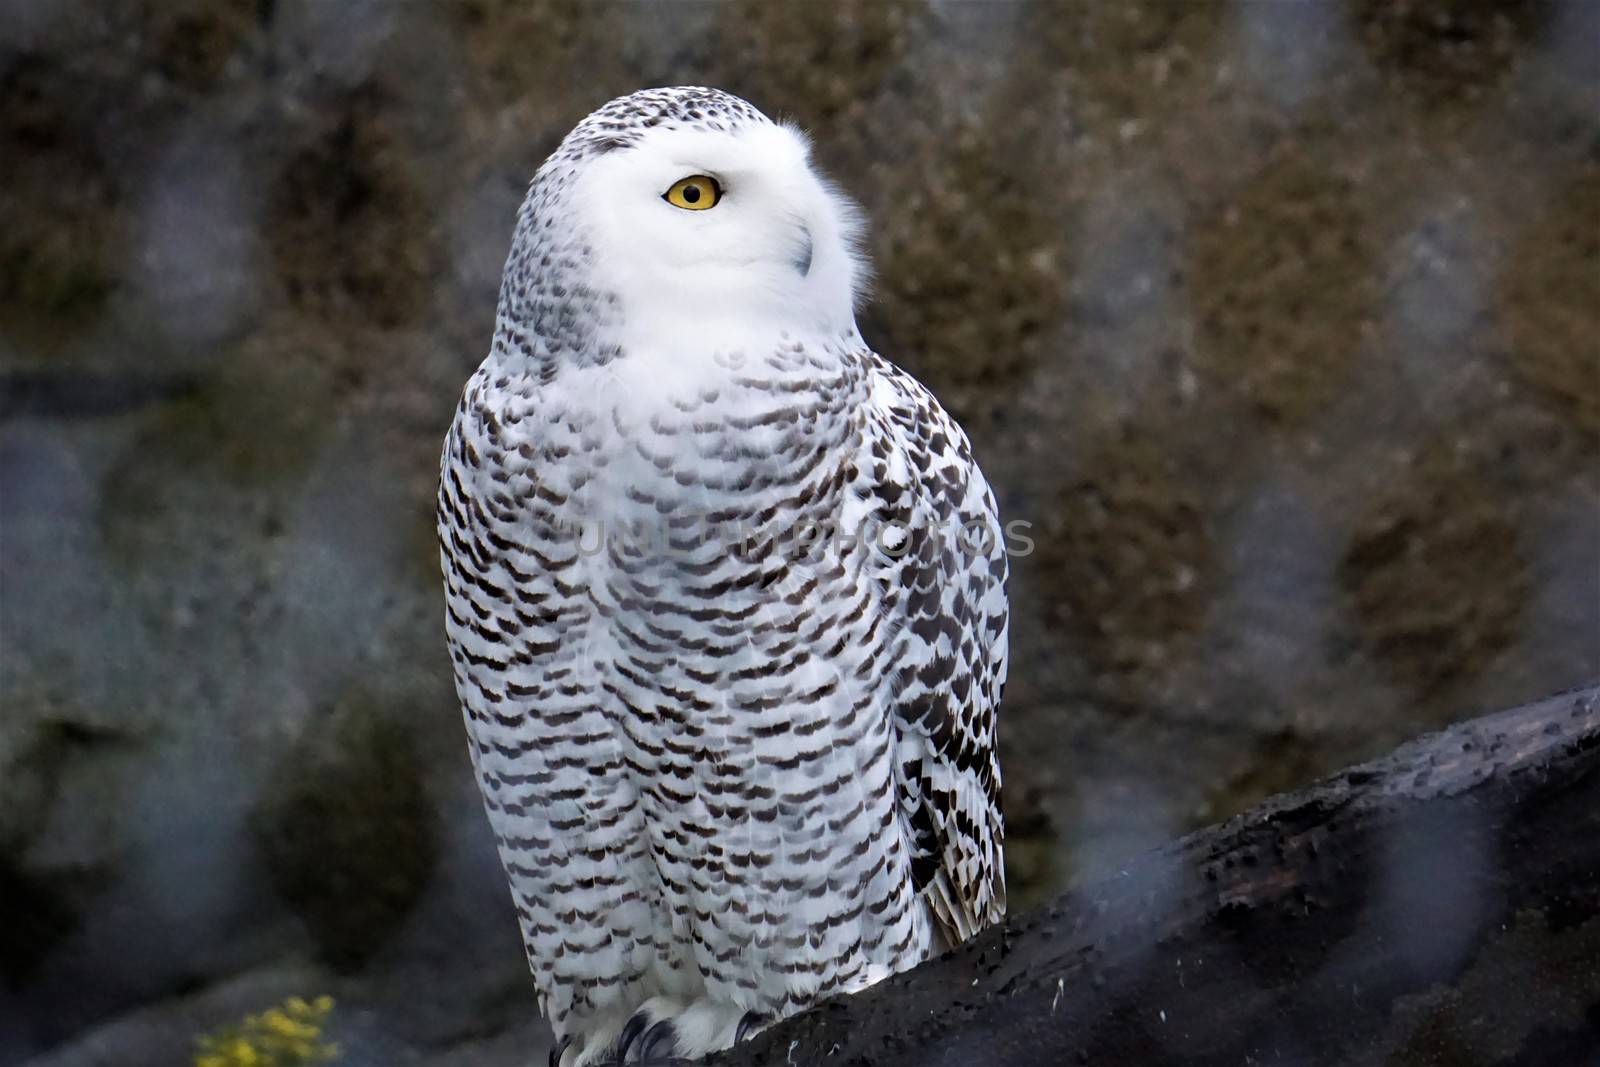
[{"x1": 555, "y1": 86, "x2": 770, "y2": 162}]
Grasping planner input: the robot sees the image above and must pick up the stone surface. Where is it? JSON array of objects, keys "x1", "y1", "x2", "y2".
[{"x1": 2, "y1": 1, "x2": 1596, "y2": 1061}]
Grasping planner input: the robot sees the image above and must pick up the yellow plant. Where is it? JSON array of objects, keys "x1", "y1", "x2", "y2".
[{"x1": 192, "y1": 995, "x2": 338, "y2": 1067}]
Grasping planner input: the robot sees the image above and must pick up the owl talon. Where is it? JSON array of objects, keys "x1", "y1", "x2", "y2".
[
  {"x1": 734, "y1": 1011, "x2": 769, "y2": 1044},
  {"x1": 639, "y1": 1018, "x2": 678, "y2": 1061},
  {"x1": 549, "y1": 1034, "x2": 571, "y2": 1067},
  {"x1": 614, "y1": 1012, "x2": 651, "y2": 1060}
]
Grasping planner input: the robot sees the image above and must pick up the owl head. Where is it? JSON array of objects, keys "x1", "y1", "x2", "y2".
[{"x1": 500, "y1": 87, "x2": 867, "y2": 363}]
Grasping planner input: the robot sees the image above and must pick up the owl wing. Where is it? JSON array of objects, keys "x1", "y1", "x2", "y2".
[{"x1": 859, "y1": 353, "x2": 1009, "y2": 947}]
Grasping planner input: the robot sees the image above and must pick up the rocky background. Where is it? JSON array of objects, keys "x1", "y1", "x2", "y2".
[{"x1": 1, "y1": 1, "x2": 1595, "y2": 1064}]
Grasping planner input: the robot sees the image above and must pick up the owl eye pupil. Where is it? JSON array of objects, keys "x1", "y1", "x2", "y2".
[{"x1": 664, "y1": 174, "x2": 721, "y2": 211}]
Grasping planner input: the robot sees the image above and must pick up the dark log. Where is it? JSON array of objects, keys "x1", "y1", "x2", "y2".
[{"x1": 707, "y1": 684, "x2": 1600, "y2": 1066}]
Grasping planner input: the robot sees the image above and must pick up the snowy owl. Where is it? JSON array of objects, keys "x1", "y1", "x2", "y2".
[{"x1": 438, "y1": 86, "x2": 1008, "y2": 1066}]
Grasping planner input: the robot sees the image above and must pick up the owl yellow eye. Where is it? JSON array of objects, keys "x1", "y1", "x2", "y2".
[{"x1": 663, "y1": 174, "x2": 722, "y2": 211}]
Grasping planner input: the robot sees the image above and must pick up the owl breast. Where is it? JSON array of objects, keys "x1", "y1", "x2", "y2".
[{"x1": 443, "y1": 336, "x2": 935, "y2": 1027}]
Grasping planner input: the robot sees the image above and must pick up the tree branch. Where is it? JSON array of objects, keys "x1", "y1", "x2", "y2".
[{"x1": 708, "y1": 684, "x2": 1600, "y2": 1066}]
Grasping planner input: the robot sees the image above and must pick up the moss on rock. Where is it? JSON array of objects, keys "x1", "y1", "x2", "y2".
[
  {"x1": 1500, "y1": 169, "x2": 1600, "y2": 446},
  {"x1": 266, "y1": 88, "x2": 438, "y2": 332},
  {"x1": 1338, "y1": 445, "x2": 1531, "y2": 698},
  {"x1": 1350, "y1": 0, "x2": 1550, "y2": 106},
  {"x1": 1189, "y1": 146, "x2": 1379, "y2": 423},
  {"x1": 252, "y1": 696, "x2": 439, "y2": 973},
  {"x1": 0, "y1": 55, "x2": 123, "y2": 321},
  {"x1": 1034, "y1": 423, "x2": 1217, "y2": 697}
]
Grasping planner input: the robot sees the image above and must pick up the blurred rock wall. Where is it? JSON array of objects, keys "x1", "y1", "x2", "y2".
[{"x1": 2, "y1": 1, "x2": 1595, "y2": 1063}]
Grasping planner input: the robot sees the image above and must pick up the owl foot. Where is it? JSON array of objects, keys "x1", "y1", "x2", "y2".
[{"x1": 599, "y1": 996, "x2": 754, "y2": 1062}]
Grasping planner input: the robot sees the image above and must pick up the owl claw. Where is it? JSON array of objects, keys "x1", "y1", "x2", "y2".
[
  {"x1": 734, "y1": 1011, "x2": 769, "y2": 1044},
  {"x1": 614, "y1": 1012, "x2": 651, "y2": 1060},
  {"x1": 613, "y1": 1004, "x2": 681, "y2": 1063},
  {"x1": 639, "y1": 1018, "x2": 678, "y2": 1060},
  {"x1": 549, "y1": 1034, "x2": 572, "y2": 1067}
]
